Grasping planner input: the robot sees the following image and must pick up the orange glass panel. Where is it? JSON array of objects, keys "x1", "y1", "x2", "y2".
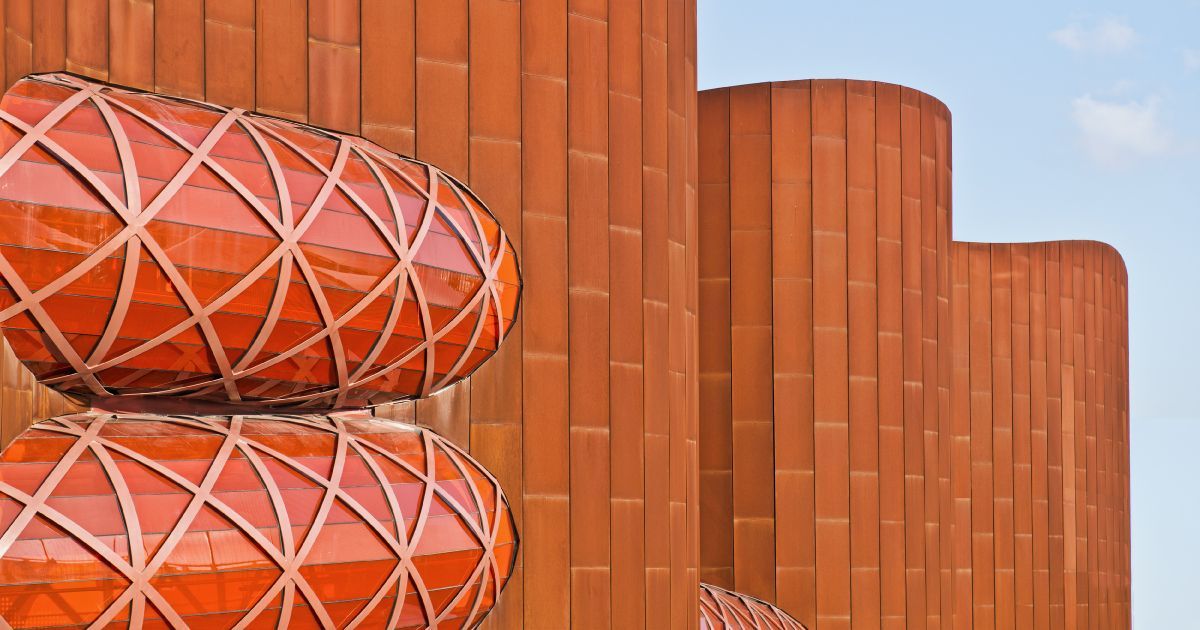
[
  {"x1": 0, "y1": 412, "x2": 517, "y2": 628},
  {"x1": 0, "y1": 73, "x2": 521, "y2": 410}
]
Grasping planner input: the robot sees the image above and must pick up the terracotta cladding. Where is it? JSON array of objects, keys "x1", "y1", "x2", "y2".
[
  {"x1": 949, "y1": 241, "x2": 1130, "y2": 630},
  {"x1": 698, "y1": 81, "x2": 1130, "y2": 629},
  {"x1": 0, "y1": 1, "x2": 700, "y2": 629}
]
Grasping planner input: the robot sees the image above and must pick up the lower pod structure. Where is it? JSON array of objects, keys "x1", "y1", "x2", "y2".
[
  {"x1": 0, "y1": 412, "x2": 517, "y2": 629},
  {"x1": 699, "y1": 583, "x2": 806, "y2": 630}
]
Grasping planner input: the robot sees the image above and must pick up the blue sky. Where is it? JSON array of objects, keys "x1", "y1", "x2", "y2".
[{"x1": 698, "y1": 1, "x2": 1200, "y2": 626}]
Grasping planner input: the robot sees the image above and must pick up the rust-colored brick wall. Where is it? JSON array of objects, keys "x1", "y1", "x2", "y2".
[
  {"x1": 950, "y1": 241, "x2": 1130, "y2": 630},
  {"x1": 698, "y1": 81, "x2": 1130, "y2": 630},
  {"x1": 0, "y1": 1, "x2": 700, "y2": 628},
  {"x1": 698, "y1": 80, "x2": 953, "y2": 629}
]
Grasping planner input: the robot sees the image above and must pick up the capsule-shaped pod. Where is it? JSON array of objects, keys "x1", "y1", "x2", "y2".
[
  {"x1": 700, "y1": 583, "x2": 807, "y2": 630},
  {"x1": 0, "y1": 412, "x2": 518, "y2": 628},
  {"x1": 0, "y1": 73, "x2": 521, "y2": 411}
]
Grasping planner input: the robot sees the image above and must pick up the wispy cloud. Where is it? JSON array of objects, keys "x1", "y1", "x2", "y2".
[
  {"x1": 1185, "y1": 49, "x2": 1200, "y2": 72},
  {"x1": 1051, "y1": 17, "x2": 1136, "y2": 55},
  {"x1": 1071, "y1": 94, "x2": 1171, "y2": 167}
]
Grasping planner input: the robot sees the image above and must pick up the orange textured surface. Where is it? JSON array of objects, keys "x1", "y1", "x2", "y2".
[
  {"x1": 0, "y1": 2, "x2": 700, "y2": 629},
  {"x1": 698, "y1": 81, "x2": 1130, "y2": 629},
  {"x1": 699, "y1": 583, "x2": 807, "y2": 630},
  {"x1": 0, "y1": 73, "x2": 520, "y2": 412},
  {"x1": 0, "y1": 412, "x2": 517, "y2": 628}
]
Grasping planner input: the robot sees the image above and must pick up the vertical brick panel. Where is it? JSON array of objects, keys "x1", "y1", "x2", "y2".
[
  {"x1": 65, "y1": 0, "x2": 107, "y2": 79},
  {"x1": 686, "y1": 2, "x2": 701, "y2": 624},
  {"x1": 641, "y1": 0, "x2": 671, "y2": 625},
  {"x1": 1013, "y1": 246, "x2": 1036, "y2": 629},
  {"x1": 770, "y1": 79, "x2": 815, "y2": 626},
  {"x1": 847, "y1": 79, "x2": 880, "y2": 630},
  {"x1": 919, "y1": 94, "x2": 941, "y2": 630},
  {"x1": 414, "y1": 0, "x2": 468, "y2": 440},
  {"x1": 875, "y1": 82, "x2": 907, "y2": 630},
  {"x1": 307, "y1": 0, "x2": 359, "y2": 133},
  {"x1": 361, "y1": 0, "x2": 414, "y2": 153},
  {"x1": 255, "y1": 0, "x2": 305, "y2": 120},
  {"x1": 969, "y1": 243, "x2": 995, "y2": 630},
  {"x1": 1080, "y1": 242, "x2": 1099, "y2": 628},
  {"x1": 1060, "y1": 243, "x2": 1078, "y2": 630},
  {"x1": 812, "y1": 78, "x2": 850, "y2": 630},
  {"x1": 154, "y1": 0, "x2": 203, "y2": 98},
  {"x1": 5, "y1": 0, "x2": 33, "y2": 89},
  {"x1": 0, "y1": 2, "x2": 7, "y2": 88},
  {"x1": 204, "y1": 0, "x2": 255, "y2": 108},
  {"x1": 1030, "y1": 244, "x2": 1052, "y2": 630},
  {"x1": 900, "y1": 86, "x2": 927, "y2": 630},
  {"x1": 1102, "y1": 245, "x2": 1114, "y2": 628},
  {"x1": 1046, "y1": 242, "x2": 1066, "y2": 630},
  {"x1": 566, "y1": 0, "x2": 612, "y2": 625},
  {"x1": 666, "y1": 1, "x2": 695, "y2": 624},
  {"x1": 468, "y1": 2, "x2": 524, "y2": 628},
  {"x1": 520, "y1": 0, "x2": 570, "y2": 626},
  {"x1": 1074, "y1": 245, "x2": 1089, "y2": 630},
  {"x1": 949, "y1": 242, "x2": 972, "y2": 630},
  {"x1": 1084, "y1": 244, "x2": 1101, "y2": 630},
  {"x1": 698, "y1": 89, "x2": 732, "y2": 589},
  {"x1": 1078, "y1": 245, "x2": 1091, "y2": 629},
  {"x1": 31, "y1": 0, "x2": 65, "y2": 72},
  {"x1": 1104, "y1": 245, "x2": 1117, "y2": 628},
  {"x1": 609, "y1": 0, "x2": 646, "y2": 625},
  {"x1": 728, "y1": 82, "x2": 773, "y2": 602},
  {"x1": 935, "y1": 98, "x2": 954, "y2": 629},
  {"x1": 992, "y1": 244, "x2": 1015, "y2": 630},
  {"x1": 686, "y1": 4, "x2": 702, "y2": 626}
]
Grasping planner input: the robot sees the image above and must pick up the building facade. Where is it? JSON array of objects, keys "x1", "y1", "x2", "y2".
[{"x1": 0, "y1": 3, "x2": 1127, "y2": 630}]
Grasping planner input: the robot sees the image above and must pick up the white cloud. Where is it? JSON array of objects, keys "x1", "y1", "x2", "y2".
[
  {"x1": 1185, "y1": 49, "x2": 1200, "y2": 72},
  {"x1": 1051, "y1": 17, "x2": 1136, "y2": 55},
  {"x1": 1071, "y1": 94, "x2": 1172, "y2": 167}
]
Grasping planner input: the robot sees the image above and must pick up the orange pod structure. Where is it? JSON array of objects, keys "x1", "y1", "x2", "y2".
[
  {"x1": 699, "y1": 583, "x2": 807, "y2": 630},
  {"x1": 0, "y1": 73, "x2": 521, "y2": 411},
  {"x1": 0, "y1": 412, "x2": 518, "y2": 628}
]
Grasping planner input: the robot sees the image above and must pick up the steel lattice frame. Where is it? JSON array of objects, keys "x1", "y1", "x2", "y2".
[
  {"x1": 0, "y1": 412, "x2": 517, "y2": 628},
  {"x1": 0, "y1": 73, "x2": 520, "y2": 411},
  {"x1": 699, "y1": 583, "x2": 807, "y2": 630}
]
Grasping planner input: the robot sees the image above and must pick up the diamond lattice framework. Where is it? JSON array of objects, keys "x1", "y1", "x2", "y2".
[
  {"x1": 0, "y1": 73, "x2": 521, "y2": 411},
  {"x1": 699, "y1": 583, "x2": 807, "y2": 630},
  {"x1": 0, "y1": 412, "x2": 517, "y2": 628}
]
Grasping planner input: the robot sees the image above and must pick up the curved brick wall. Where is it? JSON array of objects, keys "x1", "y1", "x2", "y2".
[
  {"x1": 698, "y1": 80, "x2": 1130, "y2": 630},
  {"x1": 698, "y1": 80, "x2": 953, "y2": 627},
  {"x1": 950, "y1": 241, "x2": 1129, "y2": 629}
]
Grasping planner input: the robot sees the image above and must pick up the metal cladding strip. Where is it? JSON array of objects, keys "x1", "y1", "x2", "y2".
[
  {"x1": 0, "y1": 412, "x2": 519, "y2": 629},
  {"x1": 699, "y1": 583, "x2": 807, "y2": 630},
  {"x1": 0, "y1": 72, "x2": 521, "y2": 411}
]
